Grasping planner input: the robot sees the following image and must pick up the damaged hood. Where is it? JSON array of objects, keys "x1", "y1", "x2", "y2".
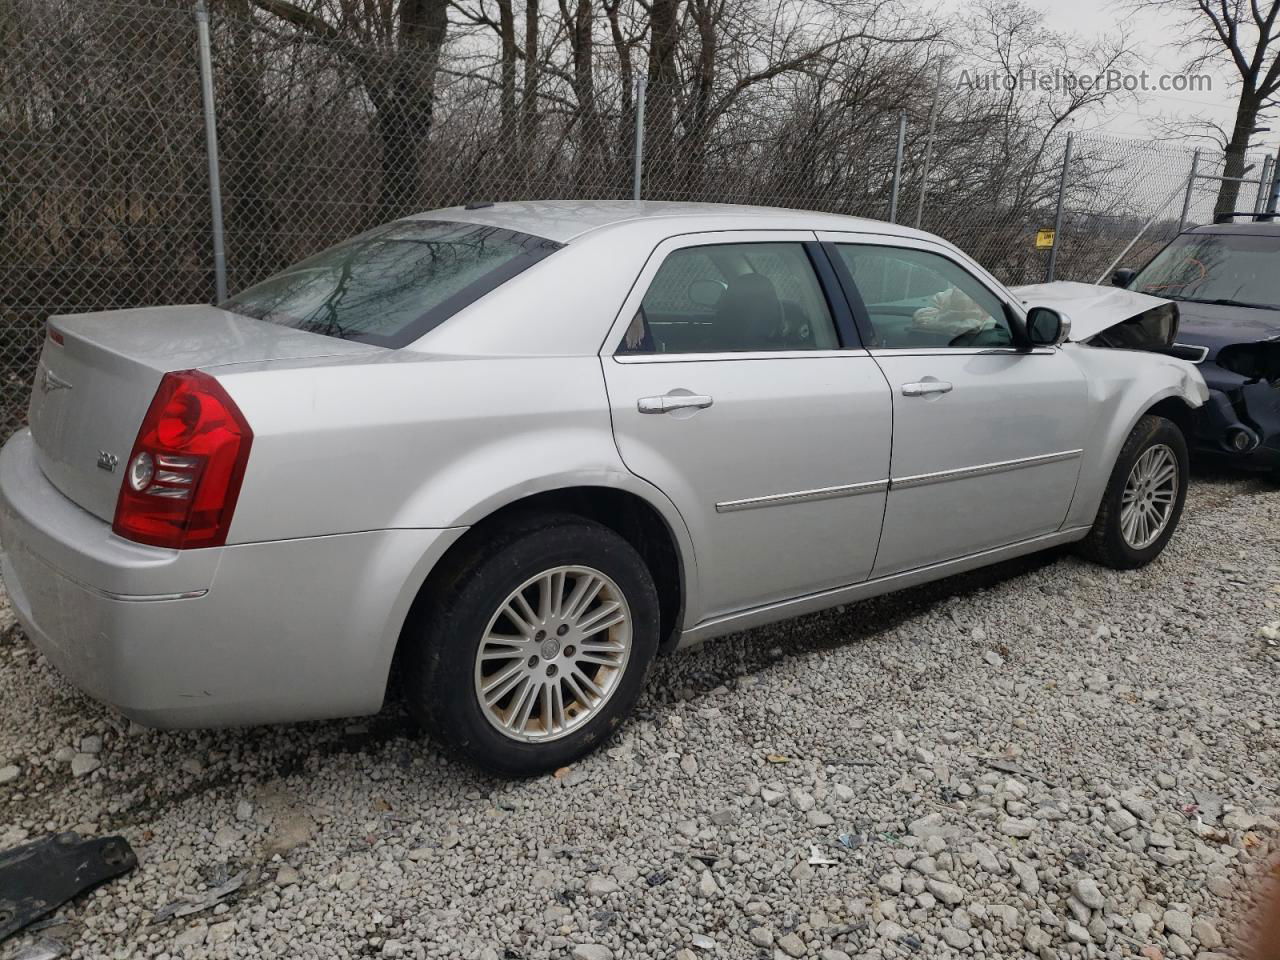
[{"x1": 1010, "y1": 281, "x2": 1176, "y2": 344}]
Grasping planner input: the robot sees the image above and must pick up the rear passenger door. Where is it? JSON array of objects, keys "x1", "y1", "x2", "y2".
[{"x1": 600, "y1": 231, "x2": 893, "y2": 623}]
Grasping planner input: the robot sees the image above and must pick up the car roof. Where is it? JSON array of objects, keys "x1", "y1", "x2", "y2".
[
  {"x1": 1185, "y1": 219, "x2": 1280, "y2": 236},
  {"x1": 406, "y1": 199, "x2": 932, "y2": 244}
]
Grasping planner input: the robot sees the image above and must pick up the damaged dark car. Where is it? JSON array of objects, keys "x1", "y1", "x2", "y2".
[{"x1": 1113, "y1": 221, "x2": 1280, "y2": 475}]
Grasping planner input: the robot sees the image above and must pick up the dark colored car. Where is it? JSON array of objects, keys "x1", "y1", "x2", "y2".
[{"x1": 1114, "y1": 221, "x2": 1280, "y2": 474}]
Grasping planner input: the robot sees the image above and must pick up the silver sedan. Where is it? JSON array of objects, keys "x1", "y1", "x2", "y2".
[{"x1": 0, "y1": 201, "x2": 1208, "y2": 775}]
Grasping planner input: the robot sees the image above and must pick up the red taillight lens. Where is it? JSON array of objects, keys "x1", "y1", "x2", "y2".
[{"x1": 112, "y1": 370, "x2": 253, "y2": 549}]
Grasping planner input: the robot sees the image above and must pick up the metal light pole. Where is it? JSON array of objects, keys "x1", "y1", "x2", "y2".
[
  {"x1": 914, "y1": 62, "x2": 944, "y2": 230},
  {"x1": 888, "y1": 111, "x2": 906, "y2": 224},
  {"x1": 194, "y1": 0, "x2": 227, "y2": 303},
  {"x1": 632, "y1": 77, "x2": 647, "y2": 202},
  {"x1": 1178, "y1": 148, "x2": 1200, "y2": 232},
  {"x1": 1253, "y1": 155, "x2": 1273, "y2": 215},
  {"x1": 1045, "y1": 132, "x2": 1072, "y2": 283},
  {"x1": 1267, "y1": 148, "x2": 1280, "y2": 219}
]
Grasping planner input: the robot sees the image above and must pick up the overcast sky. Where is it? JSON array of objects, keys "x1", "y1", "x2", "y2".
[{"x1": 1031, "y1": 0, "x2": 1260, "y2": 146}]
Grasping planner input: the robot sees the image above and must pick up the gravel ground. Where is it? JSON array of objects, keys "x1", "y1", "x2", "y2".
[{"x1": 1, "y1": 470, "x2": 1278, "y2": 960}]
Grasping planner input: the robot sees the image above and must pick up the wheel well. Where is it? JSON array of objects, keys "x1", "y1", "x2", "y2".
[
  {"x1": 1145, "y1": 396, "x2": 1195, "y2": 440},
  {"x1": 405, "y1": 487, "x2": 686, "y2": 658}
]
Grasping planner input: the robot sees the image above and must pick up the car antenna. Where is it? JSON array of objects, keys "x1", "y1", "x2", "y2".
[{"x1": 464, "y1": 200, "x2": 495, "y2": 210}]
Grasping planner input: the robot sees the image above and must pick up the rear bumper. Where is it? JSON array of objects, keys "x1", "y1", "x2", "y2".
[
  {"x1": 1191, "y1": 386, "x2": 1280, "y2": 471},
  {"x1": 0, "y1": 429, "x2": 464, "y2": 727}
]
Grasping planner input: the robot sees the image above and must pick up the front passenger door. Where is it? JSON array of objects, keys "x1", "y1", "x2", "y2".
[{"x1": 820, "y1": 234, "x2": 1090, "y2": 577}]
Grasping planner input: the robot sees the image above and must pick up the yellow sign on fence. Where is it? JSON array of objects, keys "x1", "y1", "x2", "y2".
[{"x1": 1035, "y1": 228, "x2": 1056, "y2": 249}]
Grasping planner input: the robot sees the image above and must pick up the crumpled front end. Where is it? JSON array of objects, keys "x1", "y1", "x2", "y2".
[{"x1": 1012, "y1": 281, "x2": 1179, "y2": 349}]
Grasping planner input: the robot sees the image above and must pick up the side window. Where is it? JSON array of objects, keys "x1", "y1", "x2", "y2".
[
  {"x1": 834, "y1": 245, "x2": 1014, "y2": 349},
  {"x1": 618, "y1": 242, "x2": 839, "y2": 354}
]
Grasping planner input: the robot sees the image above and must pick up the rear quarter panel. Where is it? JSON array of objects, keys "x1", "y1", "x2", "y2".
[{"x1": 214, "y1": 353, "x2": 699, "y2": 608}]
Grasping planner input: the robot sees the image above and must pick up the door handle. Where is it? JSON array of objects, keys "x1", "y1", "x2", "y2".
[
  {"x1": 637, "y1": 394, "x2": 714, "y2": 414},
  {"x1": 901, "y1": 381, "x2": 953, "y2": 397}
]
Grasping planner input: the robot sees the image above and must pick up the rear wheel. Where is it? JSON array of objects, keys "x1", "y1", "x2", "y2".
[
  {"x1": 402, "y1": 514, "x2": 659, "y2": 777},
  {"x1": 1078, "y1": 415, "x2": 1188, "y2": 569}
]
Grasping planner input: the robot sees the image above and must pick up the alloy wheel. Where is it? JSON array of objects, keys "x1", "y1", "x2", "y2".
[
  {"x1": 473, "y1": 565, "x2": 633, "y2": 743},
  {"x1": 1120, "y1": 443, "x2": 1178, "y2": 550}
]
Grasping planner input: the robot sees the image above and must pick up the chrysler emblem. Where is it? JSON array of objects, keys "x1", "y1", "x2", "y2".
[{"x1": 41, "y1": 367, "x2": 73, "y2": 393}]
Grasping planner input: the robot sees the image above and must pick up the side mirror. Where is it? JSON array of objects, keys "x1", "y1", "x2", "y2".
[
  {"x1": 1111, "y1": 268, "x2": 1137, "y2": 288},
  {"x1": 1026, "y1": 306, "x2": 1072, "y2": 347}
]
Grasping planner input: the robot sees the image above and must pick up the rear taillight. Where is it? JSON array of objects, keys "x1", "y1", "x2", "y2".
[{"x1": 112, "y1": 370, "x2": 253, "y2": 549}]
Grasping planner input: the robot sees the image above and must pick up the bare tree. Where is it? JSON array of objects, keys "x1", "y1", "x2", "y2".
[
  {"x1": 1133, "y1": 0, "x2": 1280, "y2": 215},
  {"x1": 251, "y1": 0, "x2": 449, "y2": 218}
]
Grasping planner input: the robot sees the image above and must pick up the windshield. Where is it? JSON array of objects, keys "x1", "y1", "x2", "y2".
[
  {"x1": 1130, "y1": 232, "x2": 1280, "y2": 310},
  {"x1": 221, "y1": 220, "x2": 562, "y2": 347}
]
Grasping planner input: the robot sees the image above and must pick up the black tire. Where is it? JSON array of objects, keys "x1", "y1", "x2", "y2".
[
  {"x1": 1077, "y1": 414, "x2": 1189, "y2": 569},
  {"x1": 402, "y1": 512, "x2": 660, "y2": 777}
]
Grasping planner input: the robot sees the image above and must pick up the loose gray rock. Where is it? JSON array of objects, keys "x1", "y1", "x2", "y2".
[
  {"x1": 777, "y1": 932, "x2": 807, "y2": 958},
  {"x1": 69, "y1": 754, "x2": 99, "y2": 778},
  {"x1": 878, "y1": 871, "x2": 903, "y2": 895},
  {"x1": 941, "y1": 927, "x2": 972, "y2": 949},
  {"x1": 971, "y1": 842, "x2": 1001, "y2": 874},
  {"x1": 748, "y1": 927, "x2": 773, "y2": 948},
  {"x1": 1011, "y1": 859, "x2": 1040, "y2": 895},
  {"x1": 926, "y1": 878, "x2": 964, "y2": 905},
  {"x1": 1163, "y1": 910, "x2": 1193, "y2": 941},
  {"x1": 709, "y1": 806, "x2": 737, "y2": 826},
  {"x1": 1107, "y1": 809, "x2": 1139, "y2": 833},
  {"x1": 999, "y1": 817, "x2": 1036, "y2": 838},
  {"x1": 1074, "y1": 877, "x2": 1104, "y2": 910},
  {"x1": 585, "y1": 876, "x2": 619, "y2": 896},
  {"x1": 1192, "y1": 918, "x2": 1222, "y2": 949},
  {"x1": 695, "y1": 869, "x2": 718, "y2": 899},
  {"x1": 1024, "y1": 926, "x2": 1051, "y2": 952}
]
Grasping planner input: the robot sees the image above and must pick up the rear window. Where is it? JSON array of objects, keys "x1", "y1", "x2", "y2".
[{"x1": 221, "y1": 220, "x2": 562, "y2": 347}]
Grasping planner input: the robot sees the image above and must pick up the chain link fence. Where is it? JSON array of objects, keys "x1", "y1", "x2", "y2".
[{"x1": 2, "y1": 0, "x2": 1276, "y2": 437}]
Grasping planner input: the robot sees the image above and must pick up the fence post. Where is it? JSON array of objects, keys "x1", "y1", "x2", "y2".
[
  {"x1": 1178, "y1": 148, "x2": 1200, "y2": 232},
  {"x1": 194, "y1": 0, "x2": 227, "y2": 303},
  {"x1": 1045, "y1": 132, "x2": 1072, "y2": 283},
  {"x1": 914, "y1": 62, "x2": 943, "y2": 230},
  {"x1": 1253, "y1": 155, "x2": 1272, "y2": 215},
  {"x1": 1260, "y1": 150, "x2": 1280, "y2": 219},
  {"x1": 888, "y1": 111, "x2": 906, "y2": 224},
  {"x1": 632, "y1": 77, "x2": 647, "y2": 202}
]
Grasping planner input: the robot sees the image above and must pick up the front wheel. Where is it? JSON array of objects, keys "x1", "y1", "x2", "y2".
[
  {"x1": 1077, "y1": 414, "x2": 1189, "y2": 569},
  {"x1": 402, "y1": 514, "x2": 660, "y2": 777}
]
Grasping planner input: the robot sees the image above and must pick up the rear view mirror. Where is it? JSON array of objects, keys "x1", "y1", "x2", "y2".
[
  {"x1": 1111, "y1": 268, "x2": 1137, "y2": 288},
  {"x1": 1025, "y1": 307, "x2": 1072, "y2": 347}
]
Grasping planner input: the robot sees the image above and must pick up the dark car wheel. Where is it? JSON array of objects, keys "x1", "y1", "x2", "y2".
[
  {"x1": 402, "y1": 513, "x2": 660, "y2": 777},
  {"x1": 1078, "y1": 414, "x2": 1189, "y2": 570}
]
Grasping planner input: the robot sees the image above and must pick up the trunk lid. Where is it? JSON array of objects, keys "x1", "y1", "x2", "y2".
[{"x1": 29, "y1": 305, "x2": 380, "y2": 523}]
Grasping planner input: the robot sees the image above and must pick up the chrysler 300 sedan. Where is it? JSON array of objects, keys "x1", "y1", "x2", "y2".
[{"x1": 0, "y1": 201, "x2": 1208, "y2": 775}]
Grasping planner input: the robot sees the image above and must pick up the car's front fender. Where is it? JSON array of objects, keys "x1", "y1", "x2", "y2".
[{"x1": 1062, "y1": 345, "x2": 1208, "y2": 529}]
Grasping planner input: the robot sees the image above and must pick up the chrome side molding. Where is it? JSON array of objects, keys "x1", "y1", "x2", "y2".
[
  {"x1": 716, "y1": 478, "x2": 889, "y2": 513},
  {"x1": 892, "y1": 449, "x2": 1082, "y2": 490},
  {"x1": 715, "y1": 449, "x2": 1082, "y2": 513}
]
